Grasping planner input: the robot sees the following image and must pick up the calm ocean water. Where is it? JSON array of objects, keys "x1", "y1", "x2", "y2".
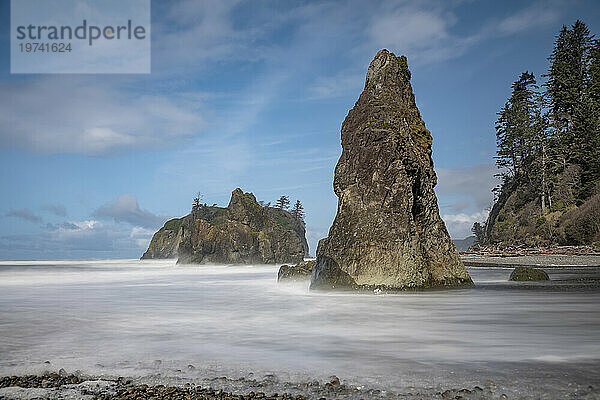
[{"x1": 0, "y1": 259, "x2": 599, "y2": 396}]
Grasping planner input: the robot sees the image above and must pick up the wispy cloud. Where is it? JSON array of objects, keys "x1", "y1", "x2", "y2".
[
  {"x1": 495, "y1": 2, "x2": 561, "y2": 35},
  {"x1": 368, "y1": 3, "x2": 475, "y2": 65},
  {"x1": 152, "y1": 0, "x2": 270, "y2": 75},
  {"x1": 94, "y1": 195, "x2": 168, "y2": 229},
  {"x1": 130, "y1": 226, "x2": 156, "y2": 249},
  {"x1": 0, "y1": 78, "x2": 205, "y2": 155},
  {"x1": 0, "y1": 1, "x2": 564, "y2": 157},
  {"x1": 42, "y1": 204, "x2": 67, "y2": 217},
  {"x1": 364, "y1": 0, "x2": 564, "y2": 66},
  {"x1": 307, "y1": 71, "x2": 365, "y2": 99},
  {"x1": 442, "y1": 210, "x2": 489, "y2": 240},
  {"x1": 5, "y1": 209, "x2": 42, "y2": 223},
  {"x1": 0, "y1": 220, "x2": 152, "y2": 259},
  {"x1": 435, "y1": 163, "x2": 500, "y2": 238},
  {"x1": 436, "y1": 163, "x2": 500, "y2": 211},
  {"x1": 305, "y1": 0, "x2": 563, "y2": 98}
]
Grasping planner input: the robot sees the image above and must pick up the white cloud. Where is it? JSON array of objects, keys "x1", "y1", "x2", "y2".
[
  {"x1": 130, "y1": 226, "x2": 155, "y2": 249},
  {"x1": 306, "y1": 226, "x2": 328, "y2": 258},
  {"x1": 0, "y1": 78, "x2": 204, "y2": 155},
  {"x1": 50, "y1": 220, "x2": 104, "y2": 245},
  {"x1": 442, "y1": 210, "x2": 489, "y2": 240},
  {"x1": 34, "y1": 220, "x2": 112, "y2": 252},
  {"x1": 366, "y1": 1, "x2": 562, "y2": 65},
  {"x1": 300, "y1": 0, "x2": 563, "y2": 101},
  {"x1": 367, "y1": 0, "x2": 514, "y2": 66},
  {"x1": 369, "y1": 5, "x2": 472, "y2": 65},
  {"x1": 94, "y1": 194, "x2": 168, "y2": 229},
  {"x1": 0, "y1": 219, "x2": 151, "y2": 259},
  {"x1": 496, "y1": 3, "x2": 560, "y2": 35},
  {"x1": 436, "y1": 163, "x2": 500, "y2": 211},
  {"x1": 435, "y1": 163, "x2": 500, "y2": 238}
]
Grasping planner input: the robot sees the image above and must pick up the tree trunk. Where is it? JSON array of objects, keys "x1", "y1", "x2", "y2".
[{"x1": 541, "y1": 142, "x2": 547, "y2": 214}]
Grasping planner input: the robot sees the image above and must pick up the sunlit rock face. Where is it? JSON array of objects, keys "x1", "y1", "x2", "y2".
[{"x1": 311, "y1": 50, "x2": 472, "y2": 290}]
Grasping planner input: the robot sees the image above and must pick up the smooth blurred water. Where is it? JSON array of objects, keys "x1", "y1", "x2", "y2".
[{"x1": 0, "y1": 260, "x2": 599, "y2": 394}]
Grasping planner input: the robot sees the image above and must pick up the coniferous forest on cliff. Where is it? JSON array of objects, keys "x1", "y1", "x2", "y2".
[{"x1": 476, "y1": 20, "x2": 600, "y2": 247}]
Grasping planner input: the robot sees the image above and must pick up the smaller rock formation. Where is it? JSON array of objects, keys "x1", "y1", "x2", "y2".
[
  {"x1": 142, "y1": 188, "x2": 309, "y2": 265},
  {"x1": 509, "y1": 267, "x2": 550, "y2": 281},
  {"x1": 310, "y1": 50, "x2": 472, "y2": 290},
  {"x1": 278, "y1": 260, "x2": 315, "y2": 282}
]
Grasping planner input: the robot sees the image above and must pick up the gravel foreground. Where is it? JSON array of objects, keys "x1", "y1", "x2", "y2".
[{"x1": 1, "y1": 371, "x2": 599, "y2": 400}]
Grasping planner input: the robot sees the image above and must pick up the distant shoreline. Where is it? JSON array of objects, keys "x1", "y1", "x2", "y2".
[{"x1": 461, "y1": 254, "x2": 600, "y2": 269}]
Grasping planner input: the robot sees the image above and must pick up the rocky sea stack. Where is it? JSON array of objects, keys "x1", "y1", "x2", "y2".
[
  {"x1": 311, "y1": 50, "x2": 473, "y2": 290},
  {"x1": 142, "y1": 188, "x2": 308, "y2": 265}
]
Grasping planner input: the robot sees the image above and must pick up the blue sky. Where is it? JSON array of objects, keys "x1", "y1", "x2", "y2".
[{"x1": 1, "y1": 0, "x2": 599, "y2": 260}]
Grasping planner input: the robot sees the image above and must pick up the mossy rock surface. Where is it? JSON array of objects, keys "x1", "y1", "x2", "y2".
[
  {"x1": 163, "y1": 218, "x2": 183, "y2": 232},
  {"x1": 509, "y1": 266, "x2": 549, "y2": 281}
]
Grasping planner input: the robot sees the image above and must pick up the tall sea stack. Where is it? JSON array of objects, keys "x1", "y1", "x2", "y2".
[{"x1": 311, "y1": 50, "x2": 472, "y2": 290}]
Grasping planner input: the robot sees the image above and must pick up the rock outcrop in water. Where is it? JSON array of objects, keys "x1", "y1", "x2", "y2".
[
  {"x1": 310, "y1": 50, "x2": 473, "y2": 290},
  {"x1": 509, "y1": 267, "x2": 549, "y2": 281},
  {"x1": 142, "y1": 188, "x2": 308, "y2": 265},
  {"x1": 278, "y1": 260, "x2": 315, "y2": 282}
]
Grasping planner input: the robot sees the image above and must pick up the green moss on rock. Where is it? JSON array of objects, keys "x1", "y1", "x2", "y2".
[
  {"x1": 509, "y1": 267, "x2": 549, "y2": 281},
  {"x1": 163, "y1": 218, "x2": 183, "y2": 232},
  {"x1": 398, "y1": 55, "x2": 411, "y2": 80}
]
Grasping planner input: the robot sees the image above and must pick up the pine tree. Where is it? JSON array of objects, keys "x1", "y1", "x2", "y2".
[
  {"x1": 275, "y1": 195, "x2": 290, "y2": 210},
  {"x1": 546, "y1": 21, "x2": 594, "y2": 161},
  {"x1": 573, "y1": 98, "x2": 600, "y2": 199},
  {"x1": 547, "y1": 25, "x2": 571, "y2": 130},
  {"x1": 495, "y1": 72, "x2": 560, "y2": 212},
  {"x1": 586, "y1": 41, "x2": 600, "y2": 192},
  {"x1": 192, "y1": 192, "x2": 202, "y2": 212},
  {"x1": 495, "y1": 72, "x2": 539, "y2": 179},
  {"x1": 290, "y1": 200, "x2": 305, "y2": 221},
  {"x1": 531, "y1": 97, "x2": 551, "y2": 213},
  {"x1": 471, "y1": 222, "x2": 485, "y2": 244},
  {"x1": 589, "y1": 40, "x2": 600, "y2": 105}
]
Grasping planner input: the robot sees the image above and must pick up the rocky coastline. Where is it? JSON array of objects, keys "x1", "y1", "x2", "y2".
[
  {"x1": 4, "y1": 369, "x2": 596, "y2": 400},
  {"x1": 461, "y1": 244, "x2": 600, "y2": 257},
  {"x1": 461, "y1": 254, "x2": 600, "y2": 269}
]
